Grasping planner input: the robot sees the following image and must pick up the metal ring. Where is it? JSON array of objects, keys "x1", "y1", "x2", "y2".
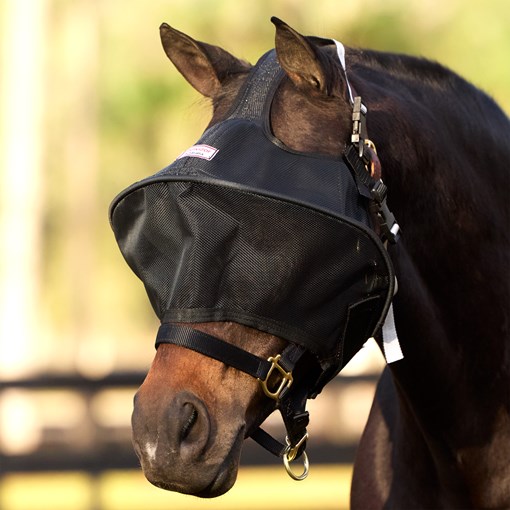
[
  {"x1": 283, "y1": 450, "x2": 309, "y2": 481},
  {"x1": 364, "y1": 138, "x2": 377, "y2": 153}
]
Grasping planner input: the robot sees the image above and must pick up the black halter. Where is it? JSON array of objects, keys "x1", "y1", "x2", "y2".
[{"x1": 156, "y1": 323, "x2": 311, "y2": 478}]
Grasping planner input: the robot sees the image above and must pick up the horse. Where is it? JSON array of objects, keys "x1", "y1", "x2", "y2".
[{"x1": 110, "y1": 17, "x2": 510, "y2": 508}]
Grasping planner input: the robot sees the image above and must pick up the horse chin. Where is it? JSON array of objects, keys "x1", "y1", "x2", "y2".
[
  {"x1": 195, "y1": 426, "x2": 245, "y2": 498},
  {"x1": 141, "y1": 425, "x2": 245, "y2": 498},
  {"x1": 195, "y1": 440, "x2": 243, "y2": 498}
]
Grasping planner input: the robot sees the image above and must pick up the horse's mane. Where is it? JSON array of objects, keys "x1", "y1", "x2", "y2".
[
  {"x1": 350, "y1": 48, "x2": 509, "y2": 146},
  {"x1": 351, "y1": 48, "x2": 503, "y2": 111}
]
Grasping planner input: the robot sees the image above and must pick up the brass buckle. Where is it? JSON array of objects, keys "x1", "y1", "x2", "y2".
[
  {"x1": 258, "y1": 354, "x2": 293, "y2": 400},
  {"x1": 283, "y1": 434, "x2": 309, "y2": 481}
]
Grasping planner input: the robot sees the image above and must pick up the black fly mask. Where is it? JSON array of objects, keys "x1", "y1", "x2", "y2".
[{"x1": 110, "y1": 46, "x2": 400, "y2": 477}]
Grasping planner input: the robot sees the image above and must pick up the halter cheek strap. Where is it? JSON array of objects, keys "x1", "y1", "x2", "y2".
[{"x1": 334, "y1": 40, "x2": 403, "y2": 363}]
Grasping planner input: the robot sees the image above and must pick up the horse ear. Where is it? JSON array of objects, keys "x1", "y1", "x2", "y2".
[
  {"x1": 160, "y1": 23, "x2": 251, "y2": 98},
  {"x1": 271, "y1": 17, "x2": 328, "y2": 93}
]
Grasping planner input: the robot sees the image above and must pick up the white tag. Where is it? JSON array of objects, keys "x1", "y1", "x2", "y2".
[
  {"x1": 177, "y1": 144, "x2": 219, "y2": 161},
  {"x1": 382, "y1": 303, "x2": 404, "y2": 363},
  {"x1": 332, "y1": 40, "x2": 355, "y2": 105}
]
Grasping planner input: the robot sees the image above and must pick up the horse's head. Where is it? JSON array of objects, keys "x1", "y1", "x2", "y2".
[{"x1": 110, "y1": 18, "x2": 397, "y2": 497}]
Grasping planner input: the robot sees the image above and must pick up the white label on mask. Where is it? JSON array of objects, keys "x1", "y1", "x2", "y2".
[{"x1": 177, "y1": 144, "x2": 219, "y2": 161}]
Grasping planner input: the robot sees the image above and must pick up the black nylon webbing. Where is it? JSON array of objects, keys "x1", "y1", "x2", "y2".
[
  {"x1": 344, "y1": 144, "x2": 374, "y2": 198},
  {"x1": 251, "y1": 427, "x2": 287, "y2": 457},
  {"x1": 156, "y1": 323, "x2": 272, "y2": 379}
]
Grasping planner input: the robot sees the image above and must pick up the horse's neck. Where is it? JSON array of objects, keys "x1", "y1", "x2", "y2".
[
  {"x1": 377, "y1": 67, "x2": 510, "y2": 483},
  {"x1": 387, "y1": 240, "x2": 510, "y2": 502},
  {"x1": 386, "y1": 83, "x2": 509, "y2": 358}
]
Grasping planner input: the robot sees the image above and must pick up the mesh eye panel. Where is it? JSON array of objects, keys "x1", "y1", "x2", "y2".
[{"x1": 111, "y1": 180, "x2": 390, "y2": 366}]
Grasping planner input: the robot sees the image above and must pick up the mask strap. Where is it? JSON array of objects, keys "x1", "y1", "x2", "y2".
[
  {"x1": 382, "y1": 302, "x2": 404, "y2": 363},
  {"x1": 381, "y1": 277, "x2": 404, "y2": 363}
]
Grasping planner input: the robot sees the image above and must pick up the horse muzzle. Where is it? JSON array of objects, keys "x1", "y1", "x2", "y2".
[{"x1": 131, "y1": 389, "x2": 245, "y2": 497}]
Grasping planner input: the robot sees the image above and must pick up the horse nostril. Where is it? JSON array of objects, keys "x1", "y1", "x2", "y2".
[
  {"x1": 170, "y1": 392, "x2": 211, "y2": 461},
  {"x1": 180, "y1": 402, "x2": 199, "y2": 441}
]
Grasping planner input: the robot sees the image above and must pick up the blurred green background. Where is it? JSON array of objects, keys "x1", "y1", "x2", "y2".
[{"x1": 0, "y1": 0, "x2": 508, "y2": 509}]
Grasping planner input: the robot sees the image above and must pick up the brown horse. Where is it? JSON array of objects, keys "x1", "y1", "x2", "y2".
[{"x1": 111, "y1": 18, "x2": 510, "y2": 508}]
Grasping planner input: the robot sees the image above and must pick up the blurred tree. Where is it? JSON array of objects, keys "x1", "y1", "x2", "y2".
[{"x1": 0, "y1": 0, "x2": 47, "y2": 377}]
